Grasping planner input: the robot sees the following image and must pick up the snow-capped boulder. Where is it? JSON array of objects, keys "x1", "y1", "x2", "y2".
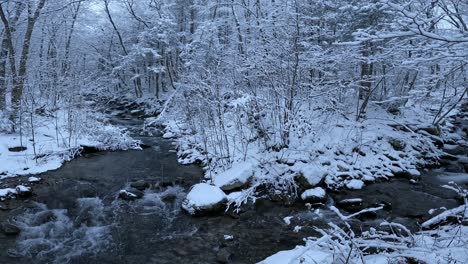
[
  {"x1": 346, "y1": 179, "x2": 364, "y2": 190},
  {"x1": 301, "y1": 187, "x2": 326, "y2": 203},
  {"x1": 294, "y1": 165, "x2": 327, "y2": 189},
  {"x1": 213, "y1": 163, "x2": 253, "y2": 191},
  {"x1": 182, "y1": 183, "x2": 227, "y2": 215},
  {"x1": 336, "y1": 198, "x2": 363, "y2": 212},
  {"x1": 0, "y1": 188, "x2": 16, "y2": 199},
  {"x1": 15, "y1": 185, "x2": 32, "y2": 198},
  {"x1": 28, "y1": 176, "x2": 42, "y2": 183}
]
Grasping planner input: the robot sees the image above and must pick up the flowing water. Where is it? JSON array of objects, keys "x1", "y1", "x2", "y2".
[{"x1": 0, "y1": 116, "x2": 465, "y2": 264}]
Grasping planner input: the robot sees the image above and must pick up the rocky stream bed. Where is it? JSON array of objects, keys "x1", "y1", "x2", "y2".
[{"x1": 0, "y1": 98, "x2": 467, "y2": 264}]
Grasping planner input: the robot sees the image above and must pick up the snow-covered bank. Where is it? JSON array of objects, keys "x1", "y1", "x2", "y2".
[
  {"x1": 148, "y1": 99, "x2": 466, "y2": 207},
  {"x1": 0, "y1": 108, "x2": 140, "y2": 182},
  {"x1": 260, "y1": 201, "x2": 468, "y2": 264}
]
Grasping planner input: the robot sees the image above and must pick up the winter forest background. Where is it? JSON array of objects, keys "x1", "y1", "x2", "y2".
[
  {"x1": 0, "y1": 0, "x2": 467, "y2": 263},
  {"x1": 0, "y1": 0, "x2": 467, "y2": 158}
]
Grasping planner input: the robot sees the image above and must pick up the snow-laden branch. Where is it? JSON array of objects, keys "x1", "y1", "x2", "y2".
[{"x1": 381, "y1": 0, "x2": 468, "y2": 43}]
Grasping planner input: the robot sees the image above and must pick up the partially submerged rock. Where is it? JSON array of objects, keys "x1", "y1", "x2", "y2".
[
  {"x1": 130, "y1": 180, "x2": 150, "y2": 191},
  {"x1": 28, "y1": 176, "x2": 42, "y2": 183},
  {"x1": 118, "y1": 189, "x2": 144, "y2": 200},
  {"x1": 295, "y1": 165, "x2": 327, "y2": 190},
  {"x1": 336, "y1": 198, "x2": 363, "y2": 213},
  {"x1": 182, "y1": 183, "x2": 227, "y2": 215},
  {"x1": 15, "y1": 185, "x2": 33, "y2": 198},
  {"x1": 1, "y1": 221, "x2": 21, "y2": 236},
  {"x1": 8, "y1": 146, "x2": 27, "y2": 152},
  {"x1": 213, "y1": 163, "x2": 253, "y2": 191},
  {"x1": 301, "y1": 187, "x2": 326, "y2": 203}
]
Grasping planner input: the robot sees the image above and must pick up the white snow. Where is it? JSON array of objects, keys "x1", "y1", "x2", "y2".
[
  {"x1": 181, "y1": 183, "x2": 226, "y2": 215},
  {"x1": 339, "y1": 198, "x2": 362, "y2": 204},
  {"x1": 295, "y1": 163, "x2": 327, "y2": 187},
  {"x1": 16, "y1": 185, "x2": 31, "y2": 192},
  {"x1": 0, "y1": 188, "x2": 16, "y2": 197},
  {"x1": 162, "y1": 132, "x2": 175, "y2": 139},
  {"x1": 0, "y1": 185, "x2": 31, "y2": 198},
  {"x1": 213, "y1": 162, "x2": 254, "y2": 191},
  {"x1": 28, "y1": 176, "x2": 41, "y2": 183},
  {"x1": 259, "y1": 243, "x2": 335, "y2": 264},
  {"x1": 421, "y1": 204, "x2": 467, "y2": 229},
  {"x1": 293, "y1": 226, "x2": 302, "y2": 233},
  {"x1": 301, "y1": 187, "x2": 326, "y2": 201},
  {"x1": 224, "y1": 235, "x2": 234, "y2": 240},
  {"x1": 0, "y1": 110, "x2": 139, "y2": 179},
  {"x1": 119, "y1": 189, "x2": 137, "y2": 198},
  {"x1": 283, "y1": 216, "x2": 293, "y2": 225},
  {"x1": 346, "y1": 179, "x2": 365, "y2": 190},
  {"x1": 226, "y1": 191, "x2": 243, "y2": 202}
]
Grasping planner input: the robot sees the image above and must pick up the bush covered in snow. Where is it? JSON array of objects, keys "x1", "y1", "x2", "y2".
[{"x1": 261, "y1": 184, "x2": 468, "y2": 264}]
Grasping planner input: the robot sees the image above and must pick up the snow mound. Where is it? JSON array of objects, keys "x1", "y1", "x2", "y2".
[
  {"x1": 346, "y1": 179, "x2": 364, "y2": 190},
  {"x1": 213, "y1": 162, "x2": 253, "y2": 191},
  {"x1": 259, "y1": 244, "x2": 335, "y2": 264},
  {"x1": 0, "y1": 188, "x2": 17, "y2": 197},
  {"x1": 182, "y1": 183, "x2": 227, "y2": 215},
  {"x1": 301, "y1": 187, "x2": 326, "y2": 202},
  {"x1": 28, "y1": 176, "x2": 42, "y2": 183}
]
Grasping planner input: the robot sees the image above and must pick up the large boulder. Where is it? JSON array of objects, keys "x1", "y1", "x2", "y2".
[
  {"x1": 182, "y1": 183, "x2": 227, "y2": 215},
  {"x1": 213, "y1": 162, "x2": 253, "y2": 191}
]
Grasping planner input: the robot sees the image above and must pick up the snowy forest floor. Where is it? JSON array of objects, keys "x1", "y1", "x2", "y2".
[{"x1": 0, "y1": 98, "x2": 141, "y2": 198}]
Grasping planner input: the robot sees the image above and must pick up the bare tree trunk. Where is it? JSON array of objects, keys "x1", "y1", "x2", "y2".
[
  {"x1": 0, "y1": 37, "x2": 7, "y2": 110},
  {"x1": 0, "y1": 2, "x2": 24, "y2": 111},
  {"x1": 63, "y1": 1, "x2": 81, "y2": 75},
  {"x1": 104, "y1": 0, "x2": 142, "y2": 97},
  {"x1": 0, "y1": 0, "x2": 46, "y2": 127},
  {"x1": 359, "y1": 41, "x2": 372, "y2": 100}
]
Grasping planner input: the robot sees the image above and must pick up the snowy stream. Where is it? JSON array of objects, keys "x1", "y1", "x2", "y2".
[{"x1": 0, "y1": 117, "x2": 465, "y2": 264}]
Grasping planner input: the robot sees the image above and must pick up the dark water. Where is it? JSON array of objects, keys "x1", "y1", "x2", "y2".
[
  {"x1": 0, "y1": 133, "x2": 330, "y2": 264},
  {"x1": 0, "y1": 118, "x2": 465, "y2": 264}
]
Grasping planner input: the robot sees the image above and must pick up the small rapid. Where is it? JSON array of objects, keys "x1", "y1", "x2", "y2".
[{"x1": 10, "y1": 198, "x2": 112, "y2": 263}]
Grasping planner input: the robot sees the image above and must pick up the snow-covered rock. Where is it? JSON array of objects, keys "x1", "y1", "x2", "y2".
[
  {"x1": 118, "y1": 189, "x2": 144, "y2": 200},
  {"x1": 213, "y1": 162, "x2": 253, "y2": 191},
  {"x1": 28, "y1": 176, "x2": 42, "y2": 183},
  {"x1": 182, "y1": 183, "x2": 227, "y2": 215},
  {"x1": 162, "y1": 132, "x2": 175, "y2": 139},
  {"x1": 259, "y1": 244, "x2": 335, "y2": 264},
  {"x1": 294, "y1": 164, "x2": 327, "y2": 189},
  {"x1": 15, "y1": 185, "x2": 32, "y2": 197},
  {"x1": 300, "y1": 187, "x2": 326, "y2": 203},
  {"x1": 346, "y1": 179, "x2": 364, "y2": 190},
  {"x1": 0, "y1": 188, "x2": 16, "y2": 198}
]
